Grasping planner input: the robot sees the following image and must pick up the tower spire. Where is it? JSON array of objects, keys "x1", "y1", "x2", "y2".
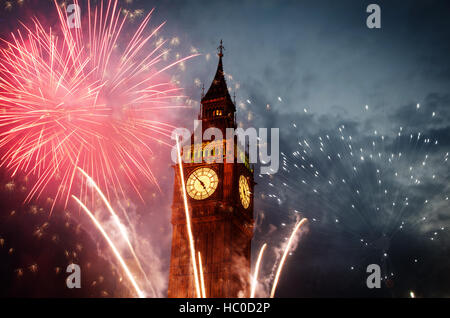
[
  {"x1": 217, "y1": 40, "x2": 225, "y2": 57},
  {"x1": 201, "y1": 40, "x2": 232, "y2": 104}
]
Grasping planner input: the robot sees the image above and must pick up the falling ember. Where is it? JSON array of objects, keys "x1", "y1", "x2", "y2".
[
  {"x1": 0, "y1": 0, "x2": 197, "y2": 210},
  {"x1": 270, "y1": 112, "x2": 449, "y2": 288},
  {"x1": 77, "y1": 167, "x2": 154, "y2": 295},
  {"x1": 251, "y1": 243, "x2": 267, "y2": 298},
  {"x1": 270, "y1": 218, "x2": 308, "y2": 298},
  {"x1": 198, "y1": 252, "x2": 206, "y2": 298},
  {"x1": 72, "y1": 195, "x2": 145, "y2": 298},
  {"x1": 176, "y1": 135, "x2": 201, "y2": 298}
]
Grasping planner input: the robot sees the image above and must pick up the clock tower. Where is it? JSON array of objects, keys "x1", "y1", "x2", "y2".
[{"x1": 168, "y1": 41, "x2": 254, "y2": 298}]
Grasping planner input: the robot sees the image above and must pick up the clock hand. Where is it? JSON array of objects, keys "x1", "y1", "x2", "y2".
[{"x1": 193, "y1": 173, "x2": 207, "y2": 191}]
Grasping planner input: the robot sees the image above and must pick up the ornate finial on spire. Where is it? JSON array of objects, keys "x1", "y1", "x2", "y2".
[
  {"x1": 233, "y1": 91, "x2": 236, "y2": 104},
  {"x1": 201, "y1": 83, "x2": 205, "y2": 98},
  {"x1": 217, "y1": 40, "x2": 225, "y2": 57}
]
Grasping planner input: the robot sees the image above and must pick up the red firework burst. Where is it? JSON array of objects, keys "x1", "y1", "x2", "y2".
[{"x1": 0, "y1": 0, "x2": 196, "y2": 210}]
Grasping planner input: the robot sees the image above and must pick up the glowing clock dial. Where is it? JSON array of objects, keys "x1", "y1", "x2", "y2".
[
  {"x1": 186, "y1": 167, "x2": 218, "y2": 200},
  {"x1": 239, "y1": 175, "x2": 251, "y2": 209}
]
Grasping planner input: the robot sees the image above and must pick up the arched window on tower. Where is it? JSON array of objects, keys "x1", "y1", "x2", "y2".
[{"x1": 212, "y1": 109, "x2": 222, "y2": 117}]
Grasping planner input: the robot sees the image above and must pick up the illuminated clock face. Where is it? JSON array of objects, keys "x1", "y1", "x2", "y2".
[
  {"x1": 239, "y1": 175, "x2": 251, "y2": 209},
  {"x1": 186, "y1": 167, "x2": 219, "y2": 200}
]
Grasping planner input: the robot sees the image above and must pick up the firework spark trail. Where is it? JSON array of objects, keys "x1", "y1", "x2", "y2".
[
  {"x1": 176, "y1": 135, "x2": 201, "y2": 298},
  {"x1": 250, "y1": 243, "x2": 267, "y2": 298},
  {"x1": 198, "y1": 251, "x2": 206, "y2": 298},
  {"x1": 270, "y1": 218, "x2": 307, "y2": 298},
  {"x1": 265, "y1": 122, "x2": 447, "y2": 286},
  {"x1": 277, "y1": 122, "x2": 447, "y2": 242},
  {"x1": 0, "y1": 0, "x2": 198, "y2": 210},
  {"x1": 77, "y1": 167, "x2": 155, "y2": 296},
  {"x1": 72, "y1": 195, "x2": 145, "y2": 298},
  {"x1": 115, "y1": 199, "x2": 156, "y2": 294}
]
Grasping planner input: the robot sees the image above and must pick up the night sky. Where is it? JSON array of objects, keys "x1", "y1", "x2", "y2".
[{"x1": 0, "y1": 0, "x2": 449, "y2": 297}]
